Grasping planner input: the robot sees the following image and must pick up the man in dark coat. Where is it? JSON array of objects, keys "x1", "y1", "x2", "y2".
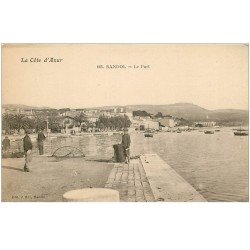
[
  {"x1": 2, "y1": 136, "x2": 11, "y2": 152},
  {"x1": 37, "y1": 129, "x2": 46, "y2": 155},
  {"x1": 23, "y1": 130, "x2": 33, "y2": 172},
  {"x1": 121, "y1": 128, "x2": 131, "y2": 164}
]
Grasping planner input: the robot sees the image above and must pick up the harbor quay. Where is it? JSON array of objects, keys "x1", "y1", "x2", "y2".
[
  {"x1": 2, "y1": 156, "x2": 114, "y2": 202},
  {"x1": 2, "y1": 127, "x2": 248, "y2": 202},
  {"x1": 105, "y1": 154, "x2": 206, "y2": 202},
  {"x1": 1, "y1": 152, "x2": 206, "y2": 202}
]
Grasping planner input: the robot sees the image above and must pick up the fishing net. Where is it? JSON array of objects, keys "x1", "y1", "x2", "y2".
[{"x1": 52, "y1": 146, "x2": 85, "y2": 158}]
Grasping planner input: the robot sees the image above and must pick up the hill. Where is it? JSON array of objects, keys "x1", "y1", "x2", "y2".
[
  {"x1": 126, "y1": 103, "x2": 248, "y2": 125},
  {"x1": 2, "y1": 104, "x2": 51, "y2": 110}
]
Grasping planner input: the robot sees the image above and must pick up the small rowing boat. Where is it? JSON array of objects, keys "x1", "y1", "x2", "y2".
[
  {"x1": 204, "y1": 130, "x2": 214, "y2": 134},
  {"x1": 234, "y1": 131, "x2": 248, "y2": 136}
]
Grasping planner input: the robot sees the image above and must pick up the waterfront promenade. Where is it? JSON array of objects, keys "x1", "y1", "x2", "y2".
[{"x1": 2, "y1": 152, "x2": 206, "y2": 202}]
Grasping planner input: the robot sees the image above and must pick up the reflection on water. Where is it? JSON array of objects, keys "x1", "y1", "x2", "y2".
[{"x1": 11, "y1": 128, "x2": 249, "y2": 201}]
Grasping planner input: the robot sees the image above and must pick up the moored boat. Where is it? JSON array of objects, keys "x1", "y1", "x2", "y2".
[
  {"x1": 234, "y1": 131, "x2": 248, "y2": 136},
  {"x1": 144, "y1": 126, "x2": 154, "y2": 137},
  {"x1": 234, "y1": 125, "x2": 249, "y2": 136},
  {"x1": 144, "y1": 133, "x2": 153, "y2": 138},
  {"x1": 204, "y1": 130, "x2": 214, "y2": 134}
]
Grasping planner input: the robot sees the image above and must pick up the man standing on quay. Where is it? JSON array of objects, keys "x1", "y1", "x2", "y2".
[
  {"x1": 23, "y1": 130, "x2": 33, "y2": 172},
  {"x1": 2, "y1": 136, "x2": 11, "y2": 154},
  {"x1": 37, "y1": 129, "x2": 46, "y2": 155},
  {"x1": 122, "y1": 128, "x2": 131, "y2": 164}
]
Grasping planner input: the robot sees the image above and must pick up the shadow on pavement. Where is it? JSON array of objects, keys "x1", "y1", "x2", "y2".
[
  {"x1": 86, "y1": 158, "x2": 114, "y2": 163},
  {"x1": 2, "y1": 165, "x2": 24, "y2": 172}
]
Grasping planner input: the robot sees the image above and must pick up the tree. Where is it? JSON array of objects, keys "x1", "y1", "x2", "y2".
[
  {"x1": 2, "y1": 114, "x2": 15, "y2": 133},
  {"x1": 133, "y1": 110, "x2": 151, "y2": 117},
  {"x1": 155, "y1": 112, "x2": 163, "y2": 118},
  {"x1": 48, "y1": 116, "x2": 62, "y2": 133},
  {"x1": 13, "y1": 114, "x2": 25, "y2": 131},
  {"x1": 96, "y1": 115, "x2": 131, "y2": 131},
  {"x1": 33, "y1": 115, "x2": 47, "y2": 131},
  {"x1": 22, "y1": 117, "x2": 35, "y2": 130},
  {"x1": 124, "y1": 115, "x2": 132, "y2": 128},
  {"x1": 74, "y1": 113, "x2": 88, "y2": 128},
  {"x1": 2, "y1": 114, "x2": 39, "y2": 133}
]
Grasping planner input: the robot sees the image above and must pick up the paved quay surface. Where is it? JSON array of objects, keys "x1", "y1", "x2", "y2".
[
  {"x1": 2, "y1": 156, "x2": 113, "y2": 202},
  {"x1": 140, "y1": 154, "x2": 206, "y2": 202},
  {"x1": 105, "y1": 159, "x2": 155, "y2": 202},
  {"x1": 2, "y1": 153, "x2": 205, "y2": 202}
]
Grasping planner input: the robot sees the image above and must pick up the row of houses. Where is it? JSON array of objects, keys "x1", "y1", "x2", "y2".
[
  {"x1": 195, "y1": 121, "x2": 217, "y2": 127},
  {"x1": 2, "y1": 106, "x2": 127, "y2": 118},
  {"x1": 58, "y1": 113, "x2": 177, "y2": 134},
  {"x1": 130, "y1": 115, "x2": 177, "y2": 131},
  {"x1": 2, "y1": 106, "x2": 218, "y2": 134}
]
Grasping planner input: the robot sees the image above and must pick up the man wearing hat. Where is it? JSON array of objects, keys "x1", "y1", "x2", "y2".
[
  {"x1": 23, "y1": 130, "x2": 33, "y2": 172},
  {"x1": 37, "y1": 129, "x2": 46, "y2": 155},
  {"x1": 122, "y1": 128, "x2": 131, "y2": 164}
]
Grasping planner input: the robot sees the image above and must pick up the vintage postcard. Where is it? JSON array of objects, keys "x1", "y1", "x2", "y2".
[{"x1": 1, "y1": 44, "x2": 249, "y2": 202}]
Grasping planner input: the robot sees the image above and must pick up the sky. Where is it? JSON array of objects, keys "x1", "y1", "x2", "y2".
[{"x1": 2, "y1": 44, "x2": 248, "y2": 110}]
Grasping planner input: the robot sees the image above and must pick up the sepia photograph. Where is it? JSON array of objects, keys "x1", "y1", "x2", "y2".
[{"x1": 1, "y1": 44, "x2": 249, "y2": 202}]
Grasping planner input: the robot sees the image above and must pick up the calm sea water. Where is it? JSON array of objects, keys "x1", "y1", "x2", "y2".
[
  {"x1": 12, "y1": 128, "x2": 249, "y2": 201},
  {"x1": 131, "y1": 129, "x2": 249, "y2": 202}
]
